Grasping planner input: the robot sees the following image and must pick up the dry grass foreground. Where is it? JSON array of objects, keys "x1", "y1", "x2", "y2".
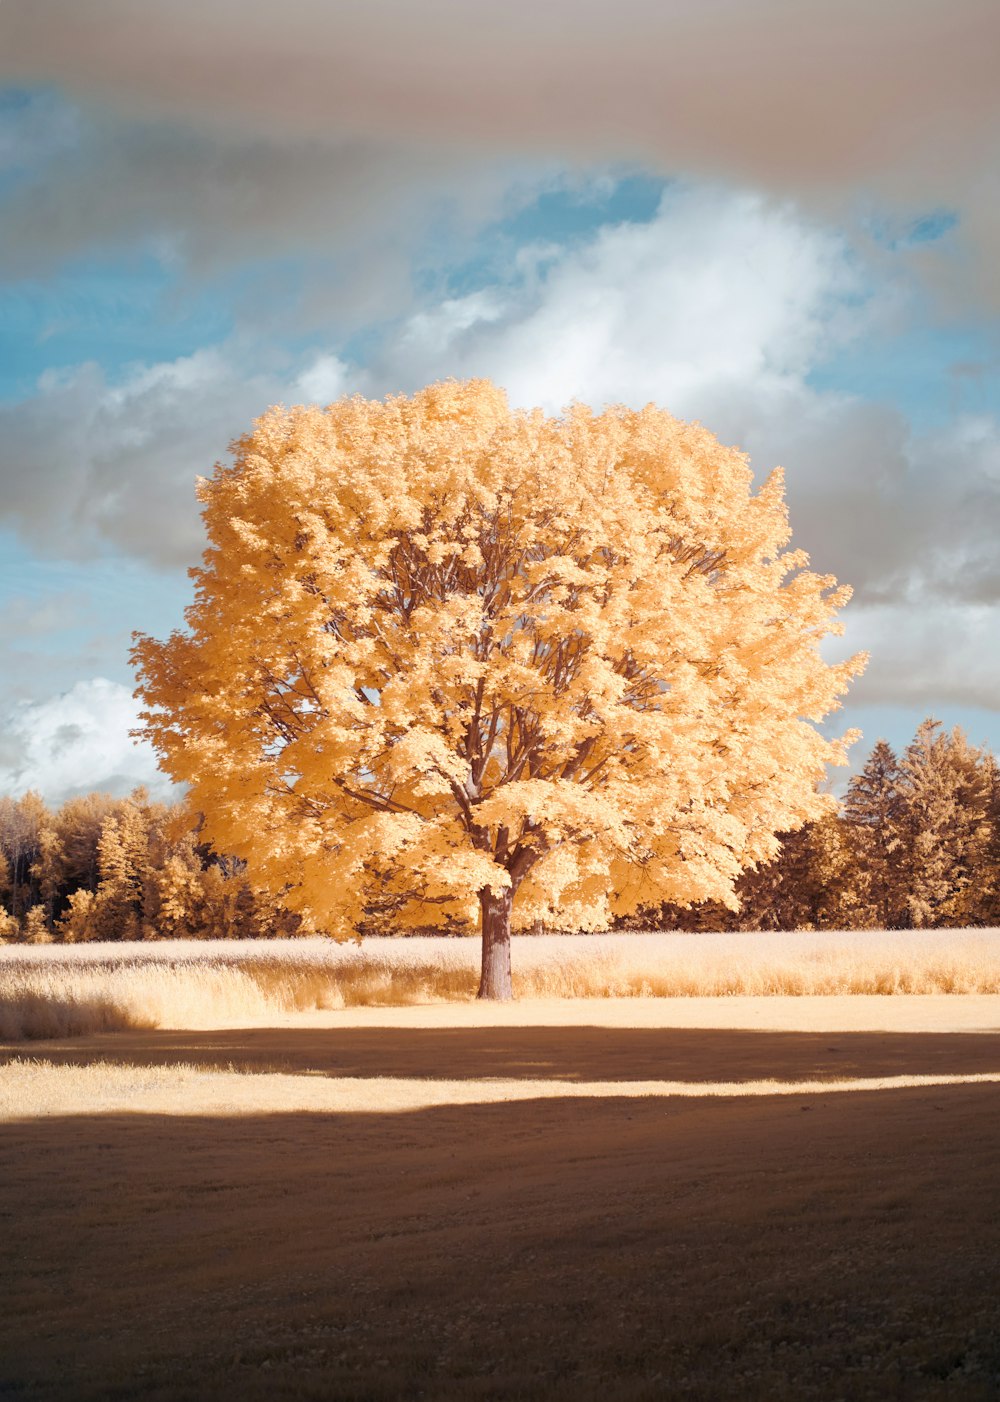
[
  {"x1": 4, "y1": 929, "x2": 1000, "y2": 1040},
  {"x1": 3, "y1": 993, "x2": 1000, "y2": 1401}
]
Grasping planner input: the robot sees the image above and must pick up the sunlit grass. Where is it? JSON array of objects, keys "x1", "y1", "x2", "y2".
[
  {"x1": 2, "y1": 930, "x2": 999, "y2": 1041},
  {"x1": 5, "y1": 1054, "x2": 1000, "y2": 1122}
]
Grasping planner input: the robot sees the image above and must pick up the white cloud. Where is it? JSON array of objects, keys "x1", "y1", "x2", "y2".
[
  {"x1": 294, "y1": 354, "x2": 349, "y2": 406},
  {"x1": 0, "y1": 344, "x2": 355, "y2": 566},
  {"x1": 366, "y1": 187, "x2": 1000, "y2": 716},
  {"x1": 2, "y1": 185, "x2": 997, "y2": 735},
  {"x1": 0, "y1": 678, "x2": 172, "y2": 804},
  {"x1": 379, "y1": 187, "x2": 862, "y2": 416}
]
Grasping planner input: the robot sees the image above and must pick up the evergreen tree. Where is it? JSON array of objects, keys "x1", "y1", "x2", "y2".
[
  {"x1": 898, "y1": 720, "x2": 993, "y2": 927},
  {"x1": 20, "y1": 904, "x2": 53, "y2": 944},
  {"x1": 842, "y1": 739, "x2": 907, "y2": 928}
]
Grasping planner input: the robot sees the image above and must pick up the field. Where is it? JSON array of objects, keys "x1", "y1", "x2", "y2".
[
  {"x1": 4, "y1": 930, "x2": 1000, "y2": 1040},
  {"x1": 3, "y1": 934, "x2": 1000, "y2": 1400}
]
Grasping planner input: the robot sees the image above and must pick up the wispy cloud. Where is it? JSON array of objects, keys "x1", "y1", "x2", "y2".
[{"x1": 2, "y1": 0, "x2": 998, "y2": 304}]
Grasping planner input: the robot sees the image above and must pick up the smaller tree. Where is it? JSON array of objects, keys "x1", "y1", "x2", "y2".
[
  {"x1": 20, "y1": 904, "x2": 53, "y2": 944},
  {"x1": 842, "y1": 739, "x2": 907, "y2": 928},
  {"x1": 57, "y1": 888, "x2": 100, "y2": 943},
  {"x1": 92, "y1": 791, "x2": 155, "y2": 940},
  {"x1": 899, "y1": 720, "x2": 993, "y2": 927}
]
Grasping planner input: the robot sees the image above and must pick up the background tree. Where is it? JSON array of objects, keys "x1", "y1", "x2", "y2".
[
  {"x1": 92, "y1": 791, "x2": 156, "y2": 940},
  {"x1": 898, "y1": 720, "x2": 994, "y2": 927},
  {"x1": 133, "y1": 381, "x2": 864, "y2": 996},
  {"x1": 980, "y1": 753, "x2": 1000, "y2": 925},
  {"x1": 842, "y1": 739, "x2": 907, "y2": 928},
  {"x1": 737, "y1": 813, "x2": 857, "y2": 931},
  {"x1": 0, "y1": 792, "x2": 47, "y2": 920}
]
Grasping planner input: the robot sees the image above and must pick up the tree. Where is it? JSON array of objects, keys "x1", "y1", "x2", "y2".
[
  {"x1": 20, "y1": 904, "x2": 53, "y2": 944},
  {"x1": 736, "y1": 812, "x2": 858, "y2": 932},
  {"x1": 980, "y1": 752, "x2": 1000, "y2": 925},
  {"x1": 91, "y1": 790, "x2": 156, "y2": 941},
  {"x1": 133, "y1": 381, "x2": 864, "y2": 997},
  {"x1": 57, "y1": 888, "x2": 100, "y2": 943},
  {"x1": 898, "y1": 720, "x2": 994, "y2": 927},
  {"x1": 0, "y1": 792, "x2": 48, "y2": 919},
  {"x1": 842, "y1": 739, "x2": 907, "y2": 928}
]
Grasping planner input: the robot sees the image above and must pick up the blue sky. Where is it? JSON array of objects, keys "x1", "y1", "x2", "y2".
[{"x1": 0, "y1": 2, "x2": 998, "y2": 801}]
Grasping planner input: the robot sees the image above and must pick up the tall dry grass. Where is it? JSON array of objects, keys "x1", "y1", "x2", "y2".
[{"x1": 2, "y1": 930, "x2": 1000, "y2": 1041}]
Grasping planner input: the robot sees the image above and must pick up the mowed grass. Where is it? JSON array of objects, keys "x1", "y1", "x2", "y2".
[
  {"x1": 3, "y1": 1002, "x2": 1000, "y2": 1401},
  {"x1": 3, "y1": 929, "x2": 1000, "y2": 1040}
]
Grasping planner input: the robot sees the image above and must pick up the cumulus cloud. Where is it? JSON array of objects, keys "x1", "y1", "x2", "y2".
[
  {"x1": 369, "y1": 187, "x2": 1000, "y2": 624},
  {"x1": 372, "y1": 186, "x2": 1000, "y2": 722},
  {"x1": 2, "y1": 182, "x2": 997, "y2": 725},
  {"x1": 377, "y1": 187, "x2": 862, "y2": 413},
  {"x1": 5, "y1": 181, "x2": 998, "y2": 635},
  {"x1": 1, "y1": 0, "x2": 998, "y2": 307},
  {"x1": 0, "y1": 345, "x2": 352, "y2": 566},
  {"x1": 0, "y1": 678, "x2": 171, "y2": 804}
]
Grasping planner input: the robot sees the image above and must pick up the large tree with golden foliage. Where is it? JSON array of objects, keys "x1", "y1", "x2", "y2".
[{"x1": 132, "y1": 380, "x2": 864, "y2": 997}]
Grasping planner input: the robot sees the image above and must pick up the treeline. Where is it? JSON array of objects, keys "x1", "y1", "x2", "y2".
[
  {"x1": 0, "y1": 789, "x2": 298, "y2": 943},
  {"x1": 1, "y1": 718, "x2": 998, "y2": 943},
  {"x1": 647, "y1": 719, "x2": 1000, "y2": 932}
]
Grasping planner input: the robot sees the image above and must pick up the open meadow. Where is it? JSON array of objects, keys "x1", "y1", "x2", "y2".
[{"x1": 3, "y1": 933, "x2": 1000, "y2": 1400}]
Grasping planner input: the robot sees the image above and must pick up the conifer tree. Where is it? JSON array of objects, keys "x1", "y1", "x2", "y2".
[
  {"x1": 20, "y1": 904, "x2": 53, "y2": 944},
  {"x1": 898, "y1": 720, "x2": 993, "y2": 927},
  {"x1": 842, "y1": 739, "x2": 907, "y2": 928},
  {"x1": 57, "y1": 887, "x2": 99, "y2": 943},
  {"x1": 980, "y1": 753, "x2": 1000, "y2": 924},
  {"x1": 0, "y1": 792, "x2": 48, "y2": 919}
]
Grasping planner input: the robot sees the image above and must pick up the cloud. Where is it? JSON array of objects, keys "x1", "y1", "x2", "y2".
[
  {"x1": 377, "y1": 187, "x2": 863, "y2": 413},
  {"x1": 0, "y1": 97, "x2": 544, "y2": 337},
  {"x1": 838, "y1": 602, "x2": 1000, "y2": 712},
  {"x1": 2, "y1": 182, "x2": 997, "y2": 723},
  {"x1": 0, "y1": 87, "x2": 78, "y2": 175},
  {"x1": 1, "y1": 0, "x2": 998, "y2": 307},
  {"x1": 366, "y1": 186, "x2": 1000, "y2": 716},
  {"x1": 5, "y1": 181, "x2": 998, "y2": 637},
  {"x1": 0, "y1": 344, "x2": 352, "y2": 566},
  {"x1": 0, "y1": 678, "x2": 171, "y2": 803}
]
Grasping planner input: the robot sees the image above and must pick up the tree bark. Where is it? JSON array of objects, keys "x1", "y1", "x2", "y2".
[{"x1": 477, "y1": 885, "x2": 514, "y2": 1000}]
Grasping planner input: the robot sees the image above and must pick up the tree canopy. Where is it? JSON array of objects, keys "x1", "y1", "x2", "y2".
[{"x1": 132, "y1": 380, "x2": 865, "y2": 996}]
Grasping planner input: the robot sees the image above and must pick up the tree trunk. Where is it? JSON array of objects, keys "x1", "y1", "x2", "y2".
[{"x1": 477, "y1": 885, "x2": 514, "y2": 1000}]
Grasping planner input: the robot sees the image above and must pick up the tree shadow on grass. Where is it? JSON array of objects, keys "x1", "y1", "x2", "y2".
[
  {"x1": 2, "y1": 1083, "x2": 1000, "y2": 1401},
  {"x1": 4, "y1": 1023, "x2": 1000, "y2": 1083}
]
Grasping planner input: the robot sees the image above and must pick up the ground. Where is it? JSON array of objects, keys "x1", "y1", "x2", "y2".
[{"x1": 2, "y1": 996, "x2": 1000, "y2": 1400}]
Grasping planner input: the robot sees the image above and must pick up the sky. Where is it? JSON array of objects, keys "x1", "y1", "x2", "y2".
[{"x1": 0, "y1": 0, "x2": 998, "y2": 804}]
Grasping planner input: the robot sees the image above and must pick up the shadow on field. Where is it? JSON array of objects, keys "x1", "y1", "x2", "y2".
[
  {"x1": 2, "y1": 1083, "x2": 1000, "y2": 1401},
  {"x1": 4, "y1": 1023, "x2": 1000, "y2": 1082}
]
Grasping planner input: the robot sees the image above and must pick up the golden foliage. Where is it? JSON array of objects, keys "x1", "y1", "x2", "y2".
[{"x1": 132, "y1": 381, "x2": 864, "y2": 941}]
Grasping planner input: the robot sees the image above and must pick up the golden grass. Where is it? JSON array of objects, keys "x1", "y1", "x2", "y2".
[{"x1": 2, "y1": 929, "x2": 999, "y2": 1041}]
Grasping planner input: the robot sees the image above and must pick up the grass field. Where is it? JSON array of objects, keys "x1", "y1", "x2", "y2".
[
  {"x1": 3, "y1": 928, "x2": 1000, "y2": 1041},
  {"x1": 3, "y1": 938, "x2": 1000, "y2": 1399}
]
